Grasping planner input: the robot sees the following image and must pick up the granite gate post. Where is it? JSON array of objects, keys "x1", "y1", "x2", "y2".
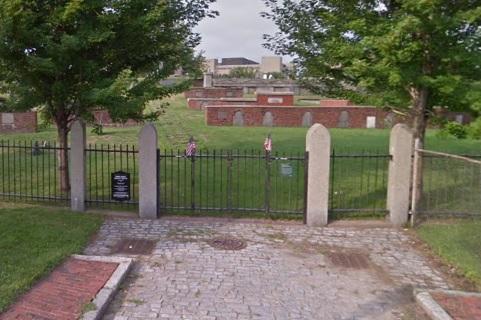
[
  {"x1": 139, "y1": 123, "x2": 159, "y2": 219},
  {"x1": 387, "y1": 124, "x2": 414, "y2": 226},
  {"x1": 305, "y1": 124, "x2": 331, "y2": 226},
  {"x1": 70, "y1": 119, "x2": 87, "y2": 212}
]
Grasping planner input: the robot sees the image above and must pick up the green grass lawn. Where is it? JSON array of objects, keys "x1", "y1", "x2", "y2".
[
  {"x1": 417, "y1": 220, "x2": 481, "y2": 290},
  {"x1": 1, "y1": 94, "x2": 480, "y2": 216},
  {"x1": 0, "y1": 206, "x2": 103, "y2": 312},
  {"x1": 2, "y1": 94, "x2": 481, "y2": 154}
]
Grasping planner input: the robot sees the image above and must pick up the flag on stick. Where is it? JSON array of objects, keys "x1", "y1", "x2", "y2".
[
  {"x1": 186, "y1": 136, "x2": 197, "y2": 157},
  {"x1": 264, "y1": 134, "x2": 272, "y2": 152}
]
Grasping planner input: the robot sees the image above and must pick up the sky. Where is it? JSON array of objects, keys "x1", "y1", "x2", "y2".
[{"x1": 195, "y1": 0, "x2": 287, "y2": 63}]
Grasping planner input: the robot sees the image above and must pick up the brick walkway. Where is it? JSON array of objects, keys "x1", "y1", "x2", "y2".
[
  {"x1": 432, "y1": 292, "x2": 481, "y2": 320},
  {"x1": 84, "y1": 217, "x2": 449, "y2": 320},
  {"x1": 0, "y1": 258, "x2": 118, "y2": 320}
]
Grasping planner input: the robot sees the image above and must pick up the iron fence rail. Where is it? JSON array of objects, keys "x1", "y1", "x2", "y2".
[
  {"x1": 157, "y1": 150, "x2": 307, "y2": 214},
  {"x1": 0, "y1": 140, "x2": 69, "y2": 202}
]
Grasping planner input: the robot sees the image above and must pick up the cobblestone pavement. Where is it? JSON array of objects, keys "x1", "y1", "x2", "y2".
[{"x1": 84, "y1": 217, "x2": 449, "y2": 320}]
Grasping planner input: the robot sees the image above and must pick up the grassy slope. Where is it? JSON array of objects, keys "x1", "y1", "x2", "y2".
[
  {"x1": 417, "y1": 221, "x2": 481, "y2": 289},
  {"x1": 2, "y1": 94, "x2": 480, "y2": 154},
  {"x1": 0, "y1": 206, "x2": 103, "y2": 312}
]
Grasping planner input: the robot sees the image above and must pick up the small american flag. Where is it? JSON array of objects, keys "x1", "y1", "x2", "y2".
[
  {"x1": 186, "y1": 136, "x2": 197, "y2": 157},
  {"x1": 264, "y1": 134, "x2": 272, "y2": 152}
]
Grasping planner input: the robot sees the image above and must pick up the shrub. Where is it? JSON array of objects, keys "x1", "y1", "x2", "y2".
[
  {"x1": 441, "y1": 121, "x2": 468, "y2": 139},
  {"x1": 468, "y1": 118, "x2": 481, "y2": 140}
]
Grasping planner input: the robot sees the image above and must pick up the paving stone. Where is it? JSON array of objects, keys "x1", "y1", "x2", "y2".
[{"x1": 84, "y1": 218, "x2": 447, "y2": 320}]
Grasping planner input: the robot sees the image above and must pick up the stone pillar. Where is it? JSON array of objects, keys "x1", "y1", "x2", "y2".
[
  {"x1": 70, "y1": 119, "x2": 86, "y2": 212},
  {"x1": 305, "y1": 124, "x2": 331, "y2": 226},
  {"x1": 203, "y1": 73, "x2": 213, "y2": 88},
  {"x1": 139, "y1": 123, "x2": 158, "y2": 219},
  {"x1": 387, "y1": 124, "x2": 414, "y2": 226}
]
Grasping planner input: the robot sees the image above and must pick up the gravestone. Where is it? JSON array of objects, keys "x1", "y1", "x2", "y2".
[
  {"x1": 233, "y1": 111, "x2": 244, "y2": 126},
  {"x1": 384, "y1": 113, "x2": 395, "y2": 129},
  {"x1": 1, "y1": 113, "x2": 14, "y2": 125},
  {"x1": 337, "y1": 111, "x2": 350, "y2": 128},
  {"x1": 302, "y1": 112, "x2": 313, "y2": 127},
  {"x1": 262, "y1": 112, "x2": 274, "y2": 127},
  {"x1": 366, "y1": 116, "x2": 377, "y2": 128}
]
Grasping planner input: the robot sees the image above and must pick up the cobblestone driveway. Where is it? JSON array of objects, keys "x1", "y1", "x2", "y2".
[{"x1": 85, "y1": 217, "x2": 449, "y2": 320}]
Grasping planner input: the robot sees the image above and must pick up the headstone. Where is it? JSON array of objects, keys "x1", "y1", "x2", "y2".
[
  {"x1": 233, "y1": 111, "x2": 244, "y2": 126},
  {"x1": 203, "y1": 73, "x2": 213, "y2": 88},
  {"x1": 338, "y1": 111, "x2": 350, "y2": 128},
  {"x1": 455, "y1": 114, "x2": 464, "y2": 124},
  {"x1": 262, "y1": 112, "x2": 274, "y2": 127},
  {"x1": 302, "y1": 112, "x2": 313, "y2": 127},
  {"x1": 280, "y1": 163, "x2": 293, "y2": 177},
  {"x1": 1, "y1": 113, "x2": 14, "y2": 124},
  {"x1": 384, "y1": 113, "x2": 395, "y2": 129},
  {"x1": 366, "y1": 116, "x2": 377, "y2": 128},
  {"x1": 111, "y1": 171, "x2": 131, "y2": 201}
]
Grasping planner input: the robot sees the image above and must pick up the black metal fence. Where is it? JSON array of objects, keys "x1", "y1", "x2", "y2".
[
  {"x1": 1, "y1": 139, "x2": 392, "y2": 218},
  {"x1": 329, "y1": 150, "x2": 390, "y2": 217},
  {"x1": 0, "y1": 140, "x2": 69, "y2": 203},
  {"x1": 86, "y1": 144, "x2": 139, "y2": 208},
  {"x1": 158, "y1": 150, "x2": 307, "y2": 215}
]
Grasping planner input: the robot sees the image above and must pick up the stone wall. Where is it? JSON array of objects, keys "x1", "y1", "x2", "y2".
[
  {"x1": 0, "y1": 111, "x2": 37, "y2": 133},
  {"x1": 205, "y1": 105, "x2": 405, "y2": 128},
  {"x1": 184, "y1": 87, "x2": 244, "y2": 99}
]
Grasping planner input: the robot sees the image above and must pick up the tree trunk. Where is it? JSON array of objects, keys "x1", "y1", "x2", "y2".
[
  {"x1": 57, "y1": 124, "x2": 70, "y2": 193},
  {"x1": 410, "y1": 86, "x2": 429, "y2": 219}
]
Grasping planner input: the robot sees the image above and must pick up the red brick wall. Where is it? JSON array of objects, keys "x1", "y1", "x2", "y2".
[
  {"x1": 320, "y1": 99, "x2": 352, "y2": 107},
  {"x1": 184, "y1": 87, "x2": 243, "y2": 99},
  {"x1": 187, "y1": 98, "x2": 257, "y2": 110},
  {"x1": 256, "y1": 93, "x2": 294, "y2": 106},
  {"x1": 0, "y1": 111, "x2": 37, "y2": 133},
  {"x1": 205, "y1": 106, "x2": 403, "y2": 128},
  {"x1": 93, "y1": 110, "x2": 139, "y2": 127}
]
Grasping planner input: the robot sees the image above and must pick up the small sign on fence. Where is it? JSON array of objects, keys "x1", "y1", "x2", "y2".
[{"x1": 111, "y1": 171, "x2": 131, "y2": 201}]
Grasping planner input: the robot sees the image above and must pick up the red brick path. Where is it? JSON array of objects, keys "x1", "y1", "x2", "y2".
[
  {"x1": 432, "y1": 292, "x2": 481, "y2": 320},
  {"x1": 1, "y1": 258, "x2": 118, "y2": 320}
]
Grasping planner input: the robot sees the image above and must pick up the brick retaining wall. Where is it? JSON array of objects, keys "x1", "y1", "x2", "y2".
[
  {"x1": 187, "y1": 98, "x2": 257, "y2": 110},
  {"x1": 205, "y1": 105, "x2": 404, "y2": 128},
  {"x1": 0, "y1": 111, "x2": 37, "y2": 133}
]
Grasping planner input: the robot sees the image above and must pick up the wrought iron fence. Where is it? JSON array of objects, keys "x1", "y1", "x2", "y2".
[
  {"x1": 86, "y1": 144, "x2": 139, "y2": 208},
  {"x1": 158, "y1": 150, "x2": 307, "y2": 215},
  {"x1": 0, "y1": 140, "x2": 69, "y2": 202},
  {"x1": 329, "y1": 150, "x2": 391, "y2": 217}
]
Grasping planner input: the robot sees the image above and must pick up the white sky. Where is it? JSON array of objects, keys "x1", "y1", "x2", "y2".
[{"x1": 195, "y1": 0, "x2": 289, "y2": 63}]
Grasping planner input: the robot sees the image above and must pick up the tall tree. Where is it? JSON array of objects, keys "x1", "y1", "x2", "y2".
[
  {"x1": 0, "y1": 0, "x2": 216, "y2": 191},
  {"x1": 263, "y1": 0, "x2": 481, "y2": 144}
]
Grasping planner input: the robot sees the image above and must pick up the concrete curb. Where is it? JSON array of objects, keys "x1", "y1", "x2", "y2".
[
  {"x1": 73, "y1": 255, "x2": 134, "y2": 320},
  {"x1": 415, "y1": 288, "x2": 481, "y2": 320},
  {"x1": 415, "y1": 291, "x2": 453, "y2": 320}
]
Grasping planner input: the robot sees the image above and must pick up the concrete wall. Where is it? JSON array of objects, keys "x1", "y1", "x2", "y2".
[
  {"x1": 205, "y1": 105, "x2": 404, "y2": 128},
  {"x1": 0, "y1": 112, "x2": 37, "y2": 133},
  {"x1": 184, "y1": 87, "x2": 244, "y2": 99},
  {"x1": 260, "y1": 56, "x2": 283, "y2": 74}
]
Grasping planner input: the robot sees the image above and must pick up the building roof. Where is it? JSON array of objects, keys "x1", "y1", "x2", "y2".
[{"x1": 219, "y1": 57, "x2": 259, "y2": 66}]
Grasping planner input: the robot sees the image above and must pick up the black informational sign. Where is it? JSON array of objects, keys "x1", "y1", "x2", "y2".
[{"x1": 111, "y1": 171, "x2": 130, "y2": 201}]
